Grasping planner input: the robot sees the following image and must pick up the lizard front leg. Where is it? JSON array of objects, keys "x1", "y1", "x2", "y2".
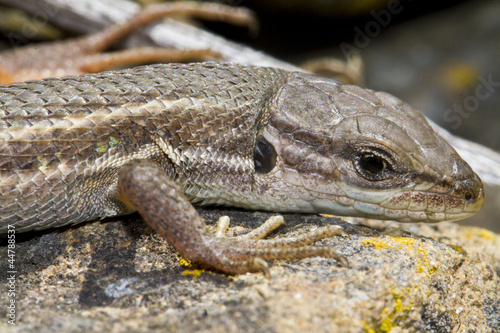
[{"x1": 116, "y1": 160, "x2": 348, "y2": 277}]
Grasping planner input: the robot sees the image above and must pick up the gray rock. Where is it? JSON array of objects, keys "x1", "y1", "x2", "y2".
[{"x1": 1, "y1": 208, "x2": 498, "y2": 332}]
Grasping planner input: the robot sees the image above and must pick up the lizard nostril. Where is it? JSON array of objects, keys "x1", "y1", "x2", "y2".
[{"x1": 460, "y1": 178, "x2": 482, "y2": 202}]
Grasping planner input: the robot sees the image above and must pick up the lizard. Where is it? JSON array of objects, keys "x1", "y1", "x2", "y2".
[
  {"x1": 0, "y1": 62, "x2": 485, "y2": 276},
  {"x1": 0, "y1": 2, "x2": 256, "y2": 84}
]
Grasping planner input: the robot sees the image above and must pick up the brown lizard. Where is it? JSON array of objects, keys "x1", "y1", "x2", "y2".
[
  {"x1": 0, "y1": 62, "x2": 485, "y2": 276},
  {"x1": 0, "y1": 2, "x2": 256, "y2": 84}
]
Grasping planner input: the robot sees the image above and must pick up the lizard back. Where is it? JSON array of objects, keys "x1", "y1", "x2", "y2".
[{"x1": 0, "y1": 63, "x2": 284, "y2": 232}]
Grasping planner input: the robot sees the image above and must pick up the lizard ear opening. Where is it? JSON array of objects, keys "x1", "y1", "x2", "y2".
[{"x1": 254, "y1": 136, "x2": 277, "y2": 174}]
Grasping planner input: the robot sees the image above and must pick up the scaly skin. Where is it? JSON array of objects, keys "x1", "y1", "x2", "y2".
[{"x1": 0, "y1": 62, "x2": 484, "y2": 275}]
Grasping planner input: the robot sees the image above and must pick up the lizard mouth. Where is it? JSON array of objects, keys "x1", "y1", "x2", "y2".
[
  {"x1": 307, "y1": 187, "x2": 485, "y2": 222},
  {"x1": 378, "y1": 174, "x2": 485, "y2": 222},
  {"x1": 379, "y1": 188, "x2": 485, "y2": 222},
  {"x1": 311, "y1": 173, "x2": 485, "y2": 222}
]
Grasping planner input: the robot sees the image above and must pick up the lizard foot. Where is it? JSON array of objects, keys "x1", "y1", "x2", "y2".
[
  {"x1": 117, "y1": 160, "x2": 349, "y2": 277},
  {"x1": 209, "y1": 215, "x2": 349, "y2": 277}
]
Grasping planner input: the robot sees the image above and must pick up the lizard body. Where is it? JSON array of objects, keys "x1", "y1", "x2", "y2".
[{"x1": 0, "y1": 62, "x2": 484, "y2": 274}]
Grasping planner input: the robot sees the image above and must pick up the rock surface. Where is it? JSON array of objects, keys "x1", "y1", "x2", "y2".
[{"x1": 1, "y1": 208, "x2": 498, "y2": 332}]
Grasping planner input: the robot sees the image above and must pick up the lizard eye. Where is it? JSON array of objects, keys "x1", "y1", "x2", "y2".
[
  {"x1": 355, "y1": 150, "x2": 394, "y2": 181},
  {"x1": 254, "y1": 136, "x2": 277, "y2": 174}
]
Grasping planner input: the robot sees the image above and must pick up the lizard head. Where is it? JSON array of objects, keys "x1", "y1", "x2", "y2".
[{"x1": 252, "y1": 72, "x2": 485, "y2": 222}]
